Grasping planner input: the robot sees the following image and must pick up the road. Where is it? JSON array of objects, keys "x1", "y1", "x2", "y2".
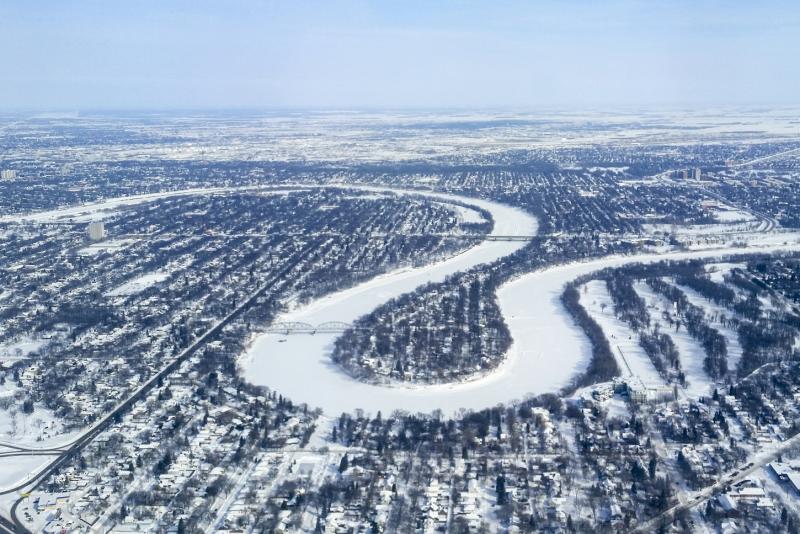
[
  {"x1": 699, "y1": 186, "x2": 779, "y2": 233},
  {"x1": 0, "y1": 516, "x2": 16, "y2": 534},
  {"x1": 203, "y1": 456, "x2": 264, "y2": 533},
  {"x1": 634, "y1": 423, "x2": 800, "y2": 531},
  {"x1": 728, "y1": 146, "x2": 800, "y2": 168},
  {"x1": 0, "y1": 443, "x2": 65, "y2": 454}
]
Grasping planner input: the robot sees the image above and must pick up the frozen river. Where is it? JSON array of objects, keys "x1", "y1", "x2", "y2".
[
  {"x1": 239, "y1": 187, "x2": 539, "y2": 414},
  {"x1": 242, "y1": 188, "x2": 800, "y2": 414},
  {"x1": 13, "y1": 185, "x2": 799, "y2": 415}
]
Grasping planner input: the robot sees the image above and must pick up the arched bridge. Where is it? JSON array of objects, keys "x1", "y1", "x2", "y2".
[{"x1": 265, "y1": 321, "x2": 356, "y2": 335}]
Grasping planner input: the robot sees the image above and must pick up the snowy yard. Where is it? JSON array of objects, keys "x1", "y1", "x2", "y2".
[
  {"x1": 105, "y1": 271, "x2": 170, "y2": 297},
  {"x1": 0, "y1": 336, "x2": 44, "y2": 359},
  {"x1": 77, "y1": 237, "x2": 137, "y2": 256}
]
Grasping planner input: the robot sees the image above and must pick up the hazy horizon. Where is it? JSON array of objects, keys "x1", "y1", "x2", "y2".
[{"x1": 2, "y1": 0, "x2": 799, "y2": 110}]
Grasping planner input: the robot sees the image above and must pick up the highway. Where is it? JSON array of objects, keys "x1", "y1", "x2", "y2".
[
  {"x1": 0, "y1": 241, "x2": 320, "y2": 533},
  {"x1": 0, "y1": 443, "x2": 65, "y2": 454},
  {"x1": 728, "y1": 146, "x2": 800, "y2": 168},
  {"x1": 0, "y1": 516, "x2": 16, "y2": 534},
  {"x1": 700, "y1": 186, "x2": 779, "y2": 233}
]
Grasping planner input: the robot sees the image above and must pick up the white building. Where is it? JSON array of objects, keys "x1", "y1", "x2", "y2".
[
  {"x1": 88, "y1": 221, "x2": 106, "y2": 241},
  {"x1": 0, "y1": 169, "x2": 17, "y2": 180}
]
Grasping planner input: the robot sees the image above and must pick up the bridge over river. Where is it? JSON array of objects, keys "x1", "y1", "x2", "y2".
[{"x1": 264, "y1": 321, "x2": 357, "y2": 335}]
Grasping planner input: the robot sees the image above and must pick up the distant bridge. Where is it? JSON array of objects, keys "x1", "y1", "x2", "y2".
[{"x1": 264, "y1": 321, "x2": 357, "y2": 335}]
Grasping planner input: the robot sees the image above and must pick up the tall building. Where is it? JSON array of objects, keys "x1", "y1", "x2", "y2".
[
  {"x1": 88, "y1": 221, "x2": 106, "y2": 241},
  {"x1": 0, "y1": 169, "x2": 17, "y2": 180},
  {"x1": 694, "y1": 168, "x2": 702, "y2": 180}
]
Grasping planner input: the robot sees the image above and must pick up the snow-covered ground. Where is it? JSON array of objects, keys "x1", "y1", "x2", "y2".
[
  {"x1": 643, "y1": 220, "x2": 764, "y2": 236},
  {"x1": 635, "y1": 281, "x2": 714, "y2": 398},
  {"x1": 0, "y1": 336, "x2": 43, "y2": 359},
  {"x1": 441, "y1": 203, "x2": 486, "y2": 225},
  {"x1": 705, "y1": 262, "x2": 745, "y2": 283},
  {"x1": 579, "y1": 280, "x2": 665, "y2": 388},
  {"x1": 0, "y1": 395, "x2": 74, "y2": 448},
  {"x1": 713, "y1": 208, "x2": 756, "y2": 223},
  {"x1": 76, "y1": 238, "x2": 137, "y2": 256},
  {"x1": 0, "y1": 454, "x2": 55, "y2": 493},
  {"x1": 674, "y1": 282, "x2": 745, "y2": 374},
  {"x1": 105, "y1": 272, "x2": 170, "y2": 297}
]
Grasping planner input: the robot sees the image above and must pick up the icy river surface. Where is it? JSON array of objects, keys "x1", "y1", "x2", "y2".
[
  {"x1": 19, "y1": 184, "x2": 797, "y2": 415},
  {"x1": 241, "y1": 187, "x2": 800, "y2": 415},
  {"x1": 240, "y1": 187, "x2": 541, "y2": 415}
]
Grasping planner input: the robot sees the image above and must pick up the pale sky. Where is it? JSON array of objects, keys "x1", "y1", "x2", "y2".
[{"x1": 1, "y1": 0, "x2": 798, "y2": 110}]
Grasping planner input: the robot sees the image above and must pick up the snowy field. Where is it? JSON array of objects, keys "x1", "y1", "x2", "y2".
[
  {"x1": 713, "y1": 208, "x2": 756, "y2": 223},
  {"x1": 0, "y1": 336, "x2": 43, "y2": 359},
  {"x1": 10, "y1": 110, "x2": 800, "y2": 166},
  {"x1": 705, "y1": 262, "x2": 745, "y2": 283},
  {"x1": 579, "y1": 280, "x2": 665, "y2": 388},
  {"x1": 0, "y1": 376, "x2": 76, "y2": 448},
  {"x1": 105, "y1": 272, "x2": 170, "y2": 297},
  {"x1": 644, "y1": 220, "x2": 764, "y2": 236},
  {"x1": 437, "y1": 202, "x2": 486, "y2": 225},
  {"x1": 635, "y1": 281, "x2": 714, "y2": 398},
  {"x1": 675, "y1": 282, "x2": 745, "y2": 374},
  {"x1": 77, "y1": 238, "x2": 137, "y2": 256},
  {"x1": 0, "y1": 454, "x2": 55, "y2": 493}
]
